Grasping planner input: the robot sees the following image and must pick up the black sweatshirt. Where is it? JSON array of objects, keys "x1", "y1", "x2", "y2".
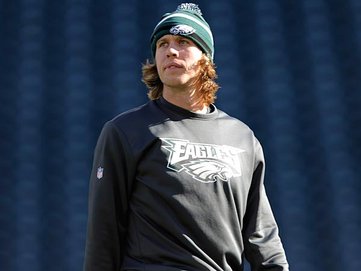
[{"x1": 83, "y1": 97, "x2": 289, "y2": 271}]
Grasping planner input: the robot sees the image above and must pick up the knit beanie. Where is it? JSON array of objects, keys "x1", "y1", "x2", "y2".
[{"x1": 150, "y1": 3, "x2": 214, "y2": 60}]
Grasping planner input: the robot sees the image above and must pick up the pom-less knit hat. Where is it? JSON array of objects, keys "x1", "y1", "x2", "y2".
[{"x1": 150, "y1": 3, "x2": 214, "y2": 60}]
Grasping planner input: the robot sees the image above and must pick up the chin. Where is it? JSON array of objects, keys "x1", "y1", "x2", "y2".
[{"x1": 164, "y1": 77, "x2": 189, "y2": 87}]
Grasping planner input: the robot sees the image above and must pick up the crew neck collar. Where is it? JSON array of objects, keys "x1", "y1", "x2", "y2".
[{"x1": 156, "y1": 96, "x2": 218, "y2": 120}]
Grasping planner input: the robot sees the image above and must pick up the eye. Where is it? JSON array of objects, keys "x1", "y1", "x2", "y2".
[
  {"x1": 157, "y1": 41, "x2": 168, "y2": 48},
  {"x1": 179, "y1": 39, "x2": 190, "y2": 45}
]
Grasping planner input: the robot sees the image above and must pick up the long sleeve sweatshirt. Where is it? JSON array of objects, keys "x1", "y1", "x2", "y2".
[{"x1": 83, "y1": 97, "x2": 289, "y2": 271}]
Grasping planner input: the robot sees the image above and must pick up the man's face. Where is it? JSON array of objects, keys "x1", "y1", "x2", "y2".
[{"x1": 155, "y1": 35, "x2": 203, "y2": 90}]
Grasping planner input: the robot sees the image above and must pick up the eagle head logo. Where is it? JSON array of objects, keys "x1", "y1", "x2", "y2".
[{"x1": 183, "y1": 160, "x2": 233, "y2": 183}]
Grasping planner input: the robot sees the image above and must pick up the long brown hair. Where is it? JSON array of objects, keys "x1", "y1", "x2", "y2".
[{"x1": 141, "y1": 55, "x2": 220, "y2": 106}]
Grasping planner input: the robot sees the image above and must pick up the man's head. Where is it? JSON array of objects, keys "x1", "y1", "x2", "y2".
[
  {"x1": 142, "y1": 3, "x2": 219, "y2": 105},
  {"x1": 150, "y1": 3, "x2": 214, "y2": 61}
]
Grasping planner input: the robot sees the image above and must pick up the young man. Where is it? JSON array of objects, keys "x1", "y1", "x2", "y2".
[{"x1": 84, "y1": 3, "x2": 289, "y2": 271}]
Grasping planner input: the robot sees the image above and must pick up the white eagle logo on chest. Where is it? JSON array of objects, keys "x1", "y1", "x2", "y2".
[{"x1": 160, "y1": 138, "x2": 244, "y2": 183}]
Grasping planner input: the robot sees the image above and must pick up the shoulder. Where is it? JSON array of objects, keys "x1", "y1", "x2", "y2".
[
  {"x1": 215, "y1": 106, "x2": 263, "y2": 152},
  {"x1": 216, "y1": 107, "x2": 255, "y2": 136},
  {"x1": 108, "y1": 100, "x2": 166, "y2": 130},
  {"x1": 100, "y1": 100, "x2": 167, "y2": 151},
  {"x1": 111, "y1": 101, "x2": 154, "y2": 123}
]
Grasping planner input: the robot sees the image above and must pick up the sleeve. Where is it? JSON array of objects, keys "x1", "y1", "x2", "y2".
[
  {"x1": 242, "y1": 138, "x2": 289, "y2": 271},
  {"x1": 83, "y1": 121, "x2": 135, "y2": 271}
]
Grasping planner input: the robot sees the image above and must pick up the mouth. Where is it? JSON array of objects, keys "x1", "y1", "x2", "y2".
[{"x1": 164, "y1": 62, "x2": 183, "y2": 70}]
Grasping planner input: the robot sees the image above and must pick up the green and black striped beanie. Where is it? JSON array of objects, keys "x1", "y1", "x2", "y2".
[{"x1": 150, "y1": 3, "x2": 214, "y2": 61}]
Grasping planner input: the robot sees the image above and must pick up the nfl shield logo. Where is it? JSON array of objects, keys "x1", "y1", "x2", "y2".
[{"x1": 96, "y1": 167, "x2": 104, "y2": 179}]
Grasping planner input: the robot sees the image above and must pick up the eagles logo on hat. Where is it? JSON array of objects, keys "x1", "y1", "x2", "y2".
[
  {"x1": 169, "y1": 24, "x2": 196, "y2": 36},
  {"x1": 150, "y1": 3, "x2": 214, "y2": 60}
]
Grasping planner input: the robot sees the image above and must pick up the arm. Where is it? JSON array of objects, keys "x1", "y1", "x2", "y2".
[
  {"x1": 242, "y1": 139, "x2": 289, "y2": 271},
  {"x1": 83, "y1": 121, "x2": 134, "y2": 271}
]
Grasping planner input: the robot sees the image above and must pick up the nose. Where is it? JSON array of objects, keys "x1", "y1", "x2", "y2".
[{"x1": 167, "y1": 43, "x2": 179, "y2": 58}]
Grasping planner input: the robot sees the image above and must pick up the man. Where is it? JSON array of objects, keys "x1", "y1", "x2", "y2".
[{"x1": 84, "y1": 3, "x2": 289, "y2": 271}]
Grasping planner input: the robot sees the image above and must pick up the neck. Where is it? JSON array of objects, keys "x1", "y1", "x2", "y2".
[{"x1": 162, "y1": 86, "x2": 208, "y2": 113}]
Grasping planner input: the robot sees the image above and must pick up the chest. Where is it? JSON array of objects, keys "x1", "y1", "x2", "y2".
[{"x1": 134, "y1": 120, "x2": 255, "y2": 203}]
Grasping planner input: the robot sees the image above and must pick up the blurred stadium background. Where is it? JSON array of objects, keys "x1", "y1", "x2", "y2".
[{"x1": 0, "y1": 0, "x2": 360, "y2": 270}]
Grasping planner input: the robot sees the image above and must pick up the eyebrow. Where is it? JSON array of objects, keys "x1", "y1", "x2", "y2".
[
  {"x1": 157, "y1": 37, "x2": 168, "y2": 44},
  {"x1": 157, "y1": 35, "x2": 189, "y2": 45}
]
